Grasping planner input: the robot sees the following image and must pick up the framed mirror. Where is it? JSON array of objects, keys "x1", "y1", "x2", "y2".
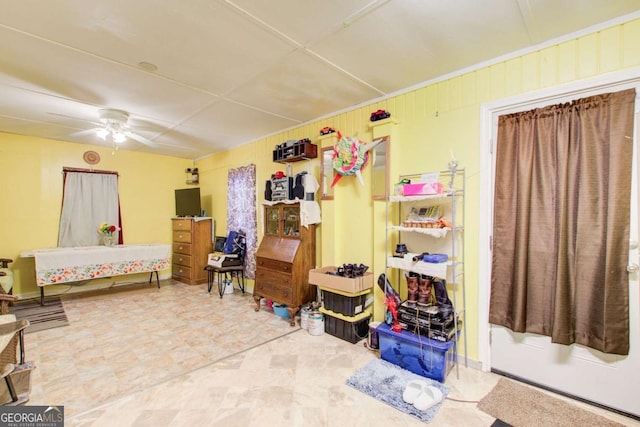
[
  {"x1": 320, "y1": 146, "x2": 335, "y2": 200},
  {"x1": 371, "y1": 136, "x2": 390, "y2": 200}
]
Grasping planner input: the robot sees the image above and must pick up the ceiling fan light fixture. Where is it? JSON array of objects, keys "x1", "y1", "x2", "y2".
[
  {"x1": 88, "y1": 108, "x2": 157, "y2": 148},
  {"x1": 112, "y1": 132, "x2": 127, "y2": 143},
  {"x1": 96, "y1": 128, "x2": 109, "y2": 140},
  {"x1": 95, "y1": 109, "x2": 131, "y2": 143}
]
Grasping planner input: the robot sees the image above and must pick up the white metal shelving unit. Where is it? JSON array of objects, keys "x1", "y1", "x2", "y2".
[{"x1": 384, "y1": 162, "x2": 466, "y2": 377}]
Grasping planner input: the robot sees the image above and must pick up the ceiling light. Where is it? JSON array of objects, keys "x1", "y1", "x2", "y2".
[
  {"x1": 112, "y1": 132, "x2": 127, "y2": 143},
  {"x1": 96, "y1": 128, "x2": 109, "y2": 140},
  {"x1": 96, "y1": 109, "x2": 130, "y2": 144}
]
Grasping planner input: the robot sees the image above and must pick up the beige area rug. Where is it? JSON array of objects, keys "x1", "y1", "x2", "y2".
[
  {"x1": 478, "y1": 378, "x2": 627, "y2": 427},
  {"x1": 25, "y1": 280, "x2": 299, "y2": 417}
]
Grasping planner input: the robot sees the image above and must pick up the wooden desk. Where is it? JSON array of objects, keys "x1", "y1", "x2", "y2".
[{"x1": 21, "y1": 244, "x2": 171, "y2": 304}]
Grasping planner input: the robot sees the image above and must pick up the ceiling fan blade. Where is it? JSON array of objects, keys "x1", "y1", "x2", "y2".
[
  {"x1": 126, "y1": 131, "x2": 159, "y2": 148},
  {"x1": 47, "y1": 112, "x2": 101, "y2": 126},
  {"x1": 70, "y1": 128, "x2": 100, "y2": 137}
]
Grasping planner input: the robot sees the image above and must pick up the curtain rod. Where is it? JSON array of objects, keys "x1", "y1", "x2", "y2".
[{"x1": 62, "y1": 167, "x2": 118, "y2": 176}]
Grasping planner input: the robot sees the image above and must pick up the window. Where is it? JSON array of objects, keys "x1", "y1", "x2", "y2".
[{"x1": 58, "y1": 168, "x2": 121, "y2": 247}]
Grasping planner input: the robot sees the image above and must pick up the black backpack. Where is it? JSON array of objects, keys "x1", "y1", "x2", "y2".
[{"x1": 432, "y1": 278, "x2": 453, "y2": 316}]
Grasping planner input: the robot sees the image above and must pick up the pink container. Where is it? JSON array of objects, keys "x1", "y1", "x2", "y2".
[{"x1": 402, "y1": 182, "x2": 443, "y2": 196}]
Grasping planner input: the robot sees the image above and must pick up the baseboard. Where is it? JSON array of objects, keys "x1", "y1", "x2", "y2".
[{"x1": 460, "y1": 358, "x2": 483, "y2": 371}]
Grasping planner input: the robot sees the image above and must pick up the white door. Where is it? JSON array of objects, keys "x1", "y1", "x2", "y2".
[{"x1": 488, "y1": 81, "x2": 640, "y2": 417}]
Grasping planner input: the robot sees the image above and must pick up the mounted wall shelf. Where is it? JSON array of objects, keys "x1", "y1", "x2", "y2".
[
  {"x1": 273, "y1": 138, "x2": 318, "y2": 163},
  {"x1": 185, "y1": 167, "x2": 199, "y2": 184}
]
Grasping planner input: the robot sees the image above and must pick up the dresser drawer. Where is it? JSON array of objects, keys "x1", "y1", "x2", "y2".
[
  {"x1": 256, "y1": 268, "x2": 292, "y2": 287},
  {"x1": 172, "y1": 219, "x2": 193, "y2": 231},
  {"x1": 172, "y1": 253, "x2": 191, "y2": 267},
  {"x1": 172, "y1": 264, "x2": 192, "y2": 280},
  {"x1": 173, "y1": 243, "x2": 192, "y2": 256},
  {"x1": 256, "y1": 257, "x2": 292, "y2": 273},
  {"x1": 254, "y1": 277, "x2": 293, "y2": 304},
  {"x1": 173, "y1": 231, "x2": 192, "y2": 243}
]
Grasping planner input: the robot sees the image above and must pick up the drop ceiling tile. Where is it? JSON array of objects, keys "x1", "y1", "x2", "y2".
[
  {"x1": 226, "y1": 0, "x2": 375, "y2": 44},
  {"x1": 308, "y1": 0, "x2": 533, "y2": 93},
  {"x1": 519, "y1": 0, "x2": 640, "y2": 42},
  {"x1": 0, "y1": 0, "x2": 297, "y2": 95},
  {"x1": 0, "y1": 26, "x2": 215, "y2": 121},
  {"x1": 175, "y1": 100, "x2": 300, "y2": 152},
  {"x1": 227, "y1": 50, "x2": 382, "y2": 122}
]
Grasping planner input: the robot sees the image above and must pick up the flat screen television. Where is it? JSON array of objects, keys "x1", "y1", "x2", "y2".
[{"x1": 175, "y1": 187, "x2": 201, "y2": 217}]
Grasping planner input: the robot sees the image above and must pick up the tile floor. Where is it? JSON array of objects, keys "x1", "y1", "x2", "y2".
[{"x1": 18, "y1": 280, "x2": 640, "y2": 426}]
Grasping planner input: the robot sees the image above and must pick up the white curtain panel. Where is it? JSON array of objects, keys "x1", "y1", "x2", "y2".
[{"x1": 58, "y1": 172, "x2": 120, "y2": 247}]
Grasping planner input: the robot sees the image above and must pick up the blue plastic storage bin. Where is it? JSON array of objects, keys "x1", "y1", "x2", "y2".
[
  {"x1": 377, "y1": 322, "x2": 455, "y2": 382},
  {"x1": 423, "y1": 253, "x2": 448, "y2": 263}
]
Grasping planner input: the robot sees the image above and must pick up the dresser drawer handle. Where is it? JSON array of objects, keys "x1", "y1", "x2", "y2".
[
  {"x1": 178, "y1": 235, "x2": 183, "y2": 239},
  {"x1": 179, "y1": 246, "x2": 183, "y2": 251}
]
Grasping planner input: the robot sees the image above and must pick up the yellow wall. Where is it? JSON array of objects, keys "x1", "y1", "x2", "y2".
[
  {"x1": 196, "y1": 18, "x2": 640, "y2": 362},
  {"x1": 0, "y1": 133, "x2": 193, "y2": 296},
  {"x1": 3, "y1": 18, "x2": 638, "y2": 362}
]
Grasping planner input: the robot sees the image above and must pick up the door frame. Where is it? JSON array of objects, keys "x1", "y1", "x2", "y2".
[{"x1": 478, "y1": 66, "x2": 640, "y2": 371}]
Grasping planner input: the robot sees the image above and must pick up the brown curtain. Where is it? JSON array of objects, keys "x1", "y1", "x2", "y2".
[{"x1": 490, "y1": 88, "x2": 635, "y2": 355}]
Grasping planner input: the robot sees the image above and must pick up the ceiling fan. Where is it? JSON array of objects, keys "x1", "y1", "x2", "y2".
[
  {"x1": 91, "y1": 108, "x2": 159, "y2": 148},
  {"x1": 54, "y1": 108, "x2": 194, "y2": 153}
]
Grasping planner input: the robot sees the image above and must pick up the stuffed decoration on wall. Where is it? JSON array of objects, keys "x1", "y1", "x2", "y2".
[{"x1": 331, "y1": 131, "x2": 384, "y2": 188}]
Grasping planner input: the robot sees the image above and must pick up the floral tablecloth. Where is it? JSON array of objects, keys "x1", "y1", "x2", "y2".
[{"x1": 25, "y1": 244, "x2": 171, "y2": 286}]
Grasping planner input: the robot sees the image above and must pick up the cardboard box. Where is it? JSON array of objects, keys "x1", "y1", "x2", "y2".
[{"x1": 308, "y1": 267, "x2": 374, "y2": 293}]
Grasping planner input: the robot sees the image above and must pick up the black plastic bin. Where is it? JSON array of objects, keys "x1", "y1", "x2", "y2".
[
  {"x1": 319, "y1": 307, "x2": 370, "y2": 344},
  {"x1": 319, "y1": 286, "x2": 371, "y2": 317}
]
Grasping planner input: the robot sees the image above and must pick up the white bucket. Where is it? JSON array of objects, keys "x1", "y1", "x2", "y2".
[
  {"x1": 308, "y1": 311, "x2": 324, "y2": 336},
  {"x1": 223, "y1": 279, "x2": 234, "y2": 295},
  {"x1": 300, "y1": 305, "x2": 311, "y2": 330}
]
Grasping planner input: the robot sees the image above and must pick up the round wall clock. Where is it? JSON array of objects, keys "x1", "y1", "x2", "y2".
[{"x1": 83, "y1": 150, "x2": 100, "y2": 165}]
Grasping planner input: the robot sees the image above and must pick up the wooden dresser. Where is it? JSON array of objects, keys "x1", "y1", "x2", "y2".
[
  {"x1": 253, "y1": 203, "x2": 316, "y2": 325},
  {"x1": 171, "y1": 218, "x2": 212, "y2": 285}
]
